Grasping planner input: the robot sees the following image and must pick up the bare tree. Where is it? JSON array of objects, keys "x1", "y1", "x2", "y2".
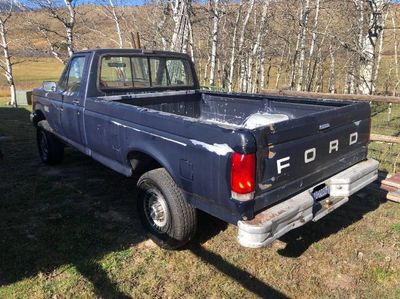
[
  {"x1": 107, "y1": 0, "x2": 124, "y2": 48},
  {"x1": 209, "y1": 0, "x2": 220, "y2": 86},
  {"x1": 391, "y1": 9, "x2": 399, "y2": 95},
  {"x1": 237, "y1": 0, "x2": 255, "y2": 91},
  {"x1": 247, "y1": 0, "x2": 270, "y2": 93},
  {"x1": 27, "y1": 0, "x2": 77, "y2": 64},
  {"x1": 83, "y1": 0, "x2": 133, "y2": 49},
  {"x1": 328, "y1": 44, "x2": 336, "y2": 93},
  {"x1": 292, "y1": 0, "x2": 310, "y2": 91},
  {"x1": 305, "y1": 0, "x2": 320, "y2": 91},
  {"x1": 227, "y1": 1, "x2": 242, "y2": 92},
  {"x1": 0, "y1": 1, "x2": 21, "y2": 107},
  {"x1": 359, "y1": 0, "x2": 388, "y2": 95},
  {"x1": 169, "y1": 0, "x2": 193, "y2": 53}
]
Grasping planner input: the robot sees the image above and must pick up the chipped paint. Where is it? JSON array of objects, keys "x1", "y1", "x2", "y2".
[
  {"x1": 268, "y1": 147, "x2": 276, "y2": 159},
  {"x1": 190, "y1": 139, "x2": 233, "y2": 156},
  {"x1": 258, "y1": 183, "x2": 272, "y2": 191}
]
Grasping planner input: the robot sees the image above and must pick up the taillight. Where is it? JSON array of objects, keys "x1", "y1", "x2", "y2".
[{"x1": 231, "y1": 152, "x2": 256, "y2": 201}]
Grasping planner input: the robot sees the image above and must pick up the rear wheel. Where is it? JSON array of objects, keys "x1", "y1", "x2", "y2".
[
  {"x1": 37, "y1": 127, "x2": 64, "y2": 165},
  {"x1": 137, "y1": 168, "x2": 197, "y2": 249}
]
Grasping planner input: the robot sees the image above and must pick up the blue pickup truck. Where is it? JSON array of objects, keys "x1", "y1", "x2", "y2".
[{"x1": 31, "y1": 49, "x2": 378, "y2": 249}]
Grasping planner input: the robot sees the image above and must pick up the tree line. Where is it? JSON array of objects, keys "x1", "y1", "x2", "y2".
[{"x1": 0, "y1": 0, "x2": 396, "y2": 107}]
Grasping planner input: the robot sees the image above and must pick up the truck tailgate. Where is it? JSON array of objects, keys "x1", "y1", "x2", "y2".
[{"x1": 251, "y1": 101, "x2": 371, "y2": 212}]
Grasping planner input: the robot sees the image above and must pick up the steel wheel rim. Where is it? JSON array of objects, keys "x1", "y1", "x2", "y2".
[{"x1": 143, "y1": 188, "x2": 170, "y2": 232}]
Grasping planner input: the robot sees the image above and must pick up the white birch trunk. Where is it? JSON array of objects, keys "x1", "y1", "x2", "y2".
[
  {"x1": 227, "y1": 2, "x2": 242, "y2": 92},
  {"x1": 170, "y1": 0, "x2": 186, "y2": 51},
  {"x1": 64, "y1": 0, "x2": 75, "y2": 57},
  {"x1": 238, "y1": 0, "x2": 255, "y2": 91},
  {"x1": 359, "y1": 0, "x2": 386, "y2": 95},
  {"x1": 209, "y1": 0, "x2": 219, "y2": 86},
  {"x1": 295, "y1": 0, "x2": 310, "y2": 91},
  {"x1": 187, "y1": 15, "x2": 194, "y2": 61},
  {"x1": 275, "y1": 47, "x2": 286, "y2": 89},
  {"x1": 328, "y1": 45, "x2": 336, "y2": 94},
  {"x1": 0, "y1": 18, "x2": 16, "y2": 107},
  {"x1": 305, "y1": 0, "x2": 320, "y2": 90},
  {"x1": 0, "y1": 10, "x2": 16, "y2": 107},
  {"x1": 247, "y1": 0, "x2": 270, "y2": 92},
  {"x1": 392, "y1": 13, "x2": 399, "y2": 95},
  {"x1": 372, "y1": 11, "x2": 388, "y2": 93},
  {"x1": 109, "y1": 0, "x2": 124, "y2": 48}
]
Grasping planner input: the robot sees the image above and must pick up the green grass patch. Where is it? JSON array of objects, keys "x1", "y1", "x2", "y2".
[{"x1": 391, "y1": 223, "x2": 400, "y2": 233}]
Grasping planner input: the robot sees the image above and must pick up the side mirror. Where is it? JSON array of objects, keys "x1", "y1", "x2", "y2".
[{"x1": 42, "y1": 81, "x2": 57, "y2": 92}]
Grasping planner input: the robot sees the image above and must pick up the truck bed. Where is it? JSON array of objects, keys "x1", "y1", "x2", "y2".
[
  {"x1": 95, "y1": 90, "x2": 370, "y2": 218},
  {"x1": 109, "y1": 90, "x2": 341, "y2": 129}
]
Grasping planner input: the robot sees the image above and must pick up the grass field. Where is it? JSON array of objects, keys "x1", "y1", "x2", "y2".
[
  {"x1": 0, "y1": 58, "x2": 64, "y2": 97},
  {"x1": 1, "y1": 99, "x2": 400, "y2": 298}
]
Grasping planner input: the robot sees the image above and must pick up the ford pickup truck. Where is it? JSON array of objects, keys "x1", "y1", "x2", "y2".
[{"x1": 30, "y1": 49, "x2": 379, "y2": 249}]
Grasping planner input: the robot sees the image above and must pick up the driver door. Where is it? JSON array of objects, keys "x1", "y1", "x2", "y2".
[{"x1": 60, "y1": 55, "x2": 88, "y2": 146}]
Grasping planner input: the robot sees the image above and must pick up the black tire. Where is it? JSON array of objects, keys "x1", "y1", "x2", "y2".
[
  {"x1": 137, "y1": 168, "x2": 197, "y2": 249},
  {"x1": 36, "y1": 127, "x2": 64, "y2": 165}
]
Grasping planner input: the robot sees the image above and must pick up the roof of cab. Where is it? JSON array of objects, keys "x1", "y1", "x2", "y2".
[{"x1": 73, "y1": 48, "x2": 191, "y2": 59}]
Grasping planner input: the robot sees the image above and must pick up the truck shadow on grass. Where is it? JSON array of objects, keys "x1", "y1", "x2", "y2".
[
  {"x1": 190, "y1": 215, "x2": 288, "y2": 298},
  {"x1": 277, "y1": 192, "x2": 386, "y2": 258}
]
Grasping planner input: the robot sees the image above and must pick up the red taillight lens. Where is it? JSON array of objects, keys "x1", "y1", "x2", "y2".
[{"x1": 231, "y1": 153, "x2": 256, "y2": 196}]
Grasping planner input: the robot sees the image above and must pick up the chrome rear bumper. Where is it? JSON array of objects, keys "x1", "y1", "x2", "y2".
[{"x1": 237, "y1": 159, "x2": 379, "y2": 248}]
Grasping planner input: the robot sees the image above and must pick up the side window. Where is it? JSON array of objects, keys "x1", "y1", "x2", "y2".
[
  {"x1": 59, "y1": 56, "x2": 86, "y2": 94},
  {"x1": 58, "y1": 67, "x2": 69, "y2": 92},
  {"x1": 66, "y1": 57, "x2": 85, "y2": 94}
]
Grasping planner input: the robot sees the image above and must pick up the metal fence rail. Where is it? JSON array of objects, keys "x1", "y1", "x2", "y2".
[{"x1": 369, "y1": 102, "x2": 400, "y2": 173}]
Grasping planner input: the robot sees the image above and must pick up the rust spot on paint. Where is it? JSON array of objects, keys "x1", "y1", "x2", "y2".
[
  {"x1": 244, "y1": 207, "x2": 289, "y2": 225},
  {"x1": 258, "y1": 183, "x2": 272, "y2": 190},
  {"x1": 268, "y1": 146, "x2": 275, "y2": 159}
]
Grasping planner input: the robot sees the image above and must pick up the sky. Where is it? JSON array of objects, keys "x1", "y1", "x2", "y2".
[
  {"x1": 17, "y1": 0, "x2": 146, "y2": 6},
  {"x1": 15, "y1": 0, "x2": 400, "y2": 8}
]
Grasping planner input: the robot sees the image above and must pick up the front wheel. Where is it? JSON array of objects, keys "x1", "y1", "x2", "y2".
[
  {"x1": 137, "y1": 168, "x2": 197, "y2": 249},
  {"x1": 37, "y1": 127, "x2": 64, "y2": 165}
]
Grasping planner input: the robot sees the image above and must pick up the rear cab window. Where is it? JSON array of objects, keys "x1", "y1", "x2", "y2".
[{"x1": 99, "y1": 55, "x2": 194, "y2": 91}]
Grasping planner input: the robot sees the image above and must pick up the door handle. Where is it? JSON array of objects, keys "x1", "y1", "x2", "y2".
[{"x1": 72, "y1": 99, "x2": 80, "y2": 105}]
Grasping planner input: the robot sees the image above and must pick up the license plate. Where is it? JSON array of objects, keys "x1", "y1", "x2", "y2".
[{"x1": 312, "y1": 185, "x2": 330, "y2": 201}]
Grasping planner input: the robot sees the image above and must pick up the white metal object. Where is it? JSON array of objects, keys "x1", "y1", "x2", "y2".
[
  {"x1": 242, "y1": 113, "x2": 289, "y2": 129},
  {"x1": 237, "y1": 159, "x2": 379, "y2": 248}
]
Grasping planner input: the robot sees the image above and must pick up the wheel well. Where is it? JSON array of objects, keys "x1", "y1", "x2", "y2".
[
  {"x1": 33, "y1": 110, "x2": 46, "y2": 127},
  {"x1": 128, "y1": 151, "x2": 163, "y2": 177}
]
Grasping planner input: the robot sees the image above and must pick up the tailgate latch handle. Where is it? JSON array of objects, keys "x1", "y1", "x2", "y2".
[{"x1": 319, "y1": 123, "x2": 330, "y2": 130}]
